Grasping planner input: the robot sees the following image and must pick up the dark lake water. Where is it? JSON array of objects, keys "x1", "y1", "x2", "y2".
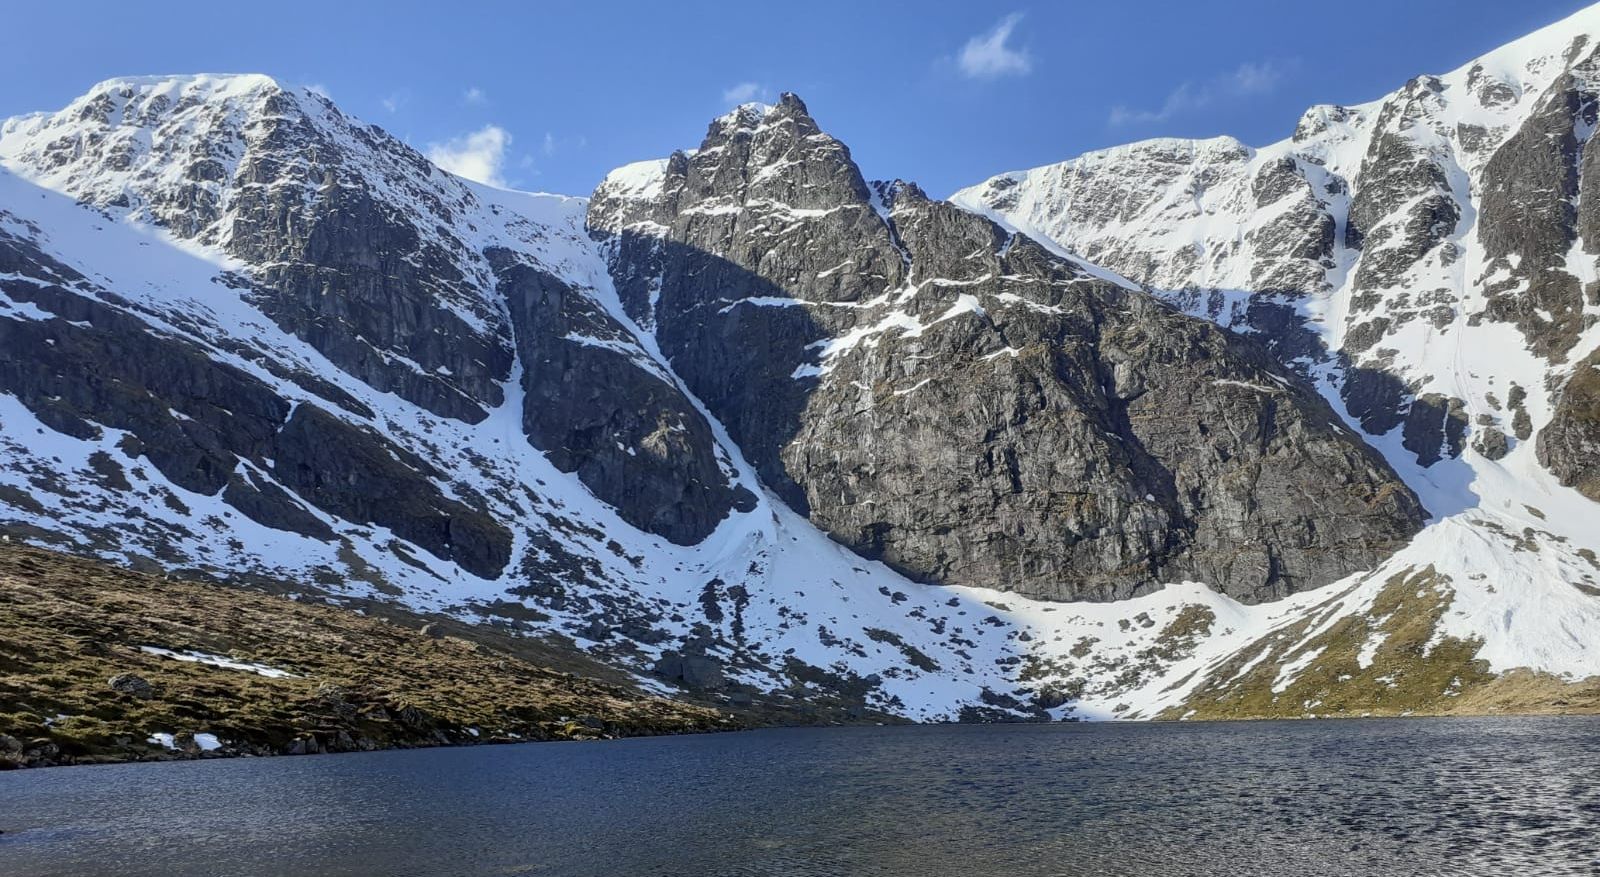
[{"x1": 2, "y1": 717, "x2": 1597, "y2": 876}]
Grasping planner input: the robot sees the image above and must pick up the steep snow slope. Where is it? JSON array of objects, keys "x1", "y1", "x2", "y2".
[
  {"x1": 952, "y1": 5, "x2": 1600, "y2": 712},
  {"x1": 955, "y1": 6, "x2": 1600, "y2": 452}
]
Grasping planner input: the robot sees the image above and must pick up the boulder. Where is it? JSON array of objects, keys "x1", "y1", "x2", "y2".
[
  {"x1": 653, "y1": 651, "x2": 727, "y2": 691},
  {"x1": 108, "y1": 672, "x2": 154, "y2": 700}
]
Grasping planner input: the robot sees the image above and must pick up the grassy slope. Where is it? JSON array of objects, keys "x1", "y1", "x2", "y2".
[
  {"x1": 1164, "y1": 568, "x2": 1600, "y2": 720},
  {"x1": 0, "y1": 543, "x2": 733, "y2": 768}
]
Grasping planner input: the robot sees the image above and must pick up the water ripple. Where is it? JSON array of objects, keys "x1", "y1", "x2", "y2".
[{"x1": 1, "y1": 717, "x2": 1597, "y2": 876}]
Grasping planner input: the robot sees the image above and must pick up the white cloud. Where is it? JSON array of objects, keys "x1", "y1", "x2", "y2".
[
  {"x1": 543, "y1": 132, "x2": 556, "y2": 156},
  {"x1": 380, "y1": 91, "x2": 407, "y2": 114},
  {"x1": 426, "y1": 125, "x2": 512, "y2": 187},
  {"x1": 463, "y1": 86, "x2": 486, "y2": 105},
  {"x1": 1109, "y1": 61, "x2": 1287, "y2": 126},
  {"x1": 959, "y1": 13, "x2": 1032, "y2": 80},
  {"x1": 1227, "y1": 62, "x2": 1282, "y2": 94},
  {"x1": 722, "y1": 81, "x2": 767, "y2": 105}
]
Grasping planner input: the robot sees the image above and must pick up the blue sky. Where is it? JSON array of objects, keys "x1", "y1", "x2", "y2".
[{"x1": 2, "y1": 1, "x2": 1592, "y2": 196}]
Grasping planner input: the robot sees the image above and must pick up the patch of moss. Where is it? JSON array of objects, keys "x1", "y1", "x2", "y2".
[
  {"x1": 1140, "y1": 605, "x2": 1216, "y2": 664},
  {"x1": 1163, "y1": 567, "x2": 1597, "y2": 720}
]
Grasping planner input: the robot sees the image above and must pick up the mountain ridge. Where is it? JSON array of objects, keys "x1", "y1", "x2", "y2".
[
  {"x1": 588, "y1": 91, "x2": 1424, "y2": 603},
  {"x1": 1, "y1": 8, "x2": 1598, "y2": 733}
]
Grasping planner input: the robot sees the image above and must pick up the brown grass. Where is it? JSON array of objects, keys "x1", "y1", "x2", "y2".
[{"x1": 0, "y1": 543, "x2": 731, "y2": 768}]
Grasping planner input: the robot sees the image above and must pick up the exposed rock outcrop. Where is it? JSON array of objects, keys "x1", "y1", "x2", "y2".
[
  {"x1": 491, "y1": 250, "x2": 753, "y2": 544},
  {"x1": 0, "y1": 224, "x2": 510, "y2": 578},
  {"x1": 592, "y1": 95, "x2": 1425, "y2": 603},
  {"x1": 1476, "y1": 53, "x2": 1600, "y2": 362},
  {"x1": 1539, "y1": 348, "x2": 1600, "y2": 500},
  {"x1": 0, "y1": 76, "x2": 515, "y2": 423}
]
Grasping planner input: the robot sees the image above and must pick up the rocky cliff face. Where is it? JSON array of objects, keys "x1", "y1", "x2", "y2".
[
  {"x1": 590, "y1": 95, "x2": 1424, "y2": 603},
  {"x1": 0, "y1": 225, "x2": 514, "y2": 577},
  {"x1": 954, "y1": 16, "x2": 1600, "y2": 483},
  {"x1": 1540, "y1": 347, "x2": 1600, "y2": 500},
  {"x1": 943, "y1": 8, "x2": 1600, "y2": 719},
  {"x1": 1, "y1": 76, "x2": 508, "y2": 423},
  {"x1": 489, "y1": 248, "x2": 755, "y2": 543}
]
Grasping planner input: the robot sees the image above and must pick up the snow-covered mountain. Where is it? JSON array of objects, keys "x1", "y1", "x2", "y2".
[
  {"x1": 953, "y1": 8, "x2": 1600, "y2": 482},
  {"x1": 2, "y1": 5, "x2": 1598, "y2": 725},
  {"x1": 950, "y1": 5, "x2": 1600, "y2": 710},
  {"x1": 0, "y1": 74, "x2": 1049, "y2": 720},
  {"x1": 587, "y1": 95, "x2": 1421, "y2": 607}
]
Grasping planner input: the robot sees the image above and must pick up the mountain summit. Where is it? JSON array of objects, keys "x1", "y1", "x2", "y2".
[{"x1": 590, "y1": 93, "x2": 1422, "y2": 604}]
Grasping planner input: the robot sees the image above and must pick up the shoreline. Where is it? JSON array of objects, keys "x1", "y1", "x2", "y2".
[{"x1": 13, "y1": 706, "x2": 1600, "y2": 772}]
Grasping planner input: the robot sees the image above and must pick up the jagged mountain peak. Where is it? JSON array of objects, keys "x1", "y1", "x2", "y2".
[
  {"x1": 4, "y1": 72, "x2": 540, "y2": 432},
  {"x1": 594, "y1": 90, "x2": 877, "y2": 247},
  {"x1": 959, "y1": 4, "x2": 1600, "y2": 208},
  {"x1": 698, "y1": 92, "x2": 822, "y2": 152},
  {"x1": 705, "y1": 100, "x2": 773, "y2": 139},
  {"x1": 589, "y1": 93, "x2": 1424, "y2": 606},
  {"x1": 867, "y1": 178, "x2": 929, "y2": 213},
  {"x1": 0, "y1": 70, "x2": 436, "y2": 248},
  {"x1": 952, "y1": 1, "x2": 1600, "y2": 463}
]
